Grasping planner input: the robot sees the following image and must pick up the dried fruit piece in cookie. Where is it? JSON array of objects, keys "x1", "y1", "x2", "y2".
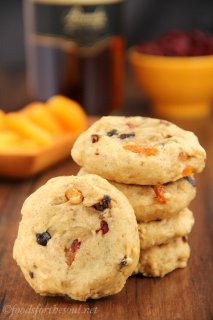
[
  {"x1": 179, "y1": 152, "x2": 189, "y2": 161},
  {"x1": 107, "y1": 129, "x2": 118, "y2": 137},
  {"x1": 65, "y1": 239, "x2": 81, "y2": 267},
  {"x1": 36, "y1": 231, "x2": 51, "y2": 246},
  {"x1": 91, "y1": 134, "x2": 100, "y2": 143},
  {"x1": 119, "y1": 133, "x2": 135, "y2": 139},
  {"x1": 153, "y1": 185, "x2": 166, "y2": 204},
  {"x1": 95, "y1": 220, "x2": 109, "y2": 235},
  {"x1": 92, "y1": 195, "x2": 111, "y2": 211},
  {"x1": 182, "y1": 166, "x2": 193, "y2": 177},
  {"x1": 123, "y1": 144, "x2": 158, "y2": 156}
]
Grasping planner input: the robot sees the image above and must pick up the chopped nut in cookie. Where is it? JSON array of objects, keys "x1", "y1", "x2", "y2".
[{"x1": 65, "y1": 187, "x2": 84, "y2": 204}]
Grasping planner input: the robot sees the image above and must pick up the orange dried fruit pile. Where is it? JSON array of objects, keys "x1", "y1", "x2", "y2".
[{"x1": 0, "y1": 96, "x2": 87, "y2": 154}]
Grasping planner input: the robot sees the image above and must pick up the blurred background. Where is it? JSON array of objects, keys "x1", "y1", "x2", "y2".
[{"x1": 1, "y1": 0, "x2": 213, "y2": 114}]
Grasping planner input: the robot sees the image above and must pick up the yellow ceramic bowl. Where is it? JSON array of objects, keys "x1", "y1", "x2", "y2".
[{"x1": 129, "y1": 48, "x2": 213, "y2": 118}]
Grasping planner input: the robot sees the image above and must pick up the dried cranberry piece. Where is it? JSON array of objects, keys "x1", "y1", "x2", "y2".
[
  {"x1": 119, "y1": 133, "x2": 135, "y2": 139},
  {"x1": 71, "y1": 239, "x2": 81, "y2": 253},
  {"x1": 65, "y1": 239, "x2": 81, "y2": 267},
  {"x1": 91, "y1": 134, "x2": 100, "y2": 143},
  {"x1": 36, "y1": 231, "x2": 51, "y2": 246},
  {"x1": 184, "y1": 176, "x2": 196, "y2": 187},
  {"x1": 137, "y1": 30, "x2": 213, "y2": 57},
  {"x1": 93, "y1": 195, "x2": 111, "y2": 211},
  {"x1": 107, "y1": 129, "x2": 118, "y2": 137},
  {"x1": 159, "y1": 30, "x2": 191, "y2": 56},
  {"x1": 96, "y1": 220, "x2": 109, "y2": 235}
]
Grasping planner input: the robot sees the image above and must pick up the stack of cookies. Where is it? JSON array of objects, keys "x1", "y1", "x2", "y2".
[
  {"x1": 13, "y1": 116, "x2": 206, "y2": 301},
  {"x1": 72, "y1": 116, "x2": 206, "y2": 277}
]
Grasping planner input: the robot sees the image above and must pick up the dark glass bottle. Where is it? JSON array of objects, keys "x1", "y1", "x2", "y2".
[{"x1": 24, "y1": 0, "x2": 124, "y2": 115}]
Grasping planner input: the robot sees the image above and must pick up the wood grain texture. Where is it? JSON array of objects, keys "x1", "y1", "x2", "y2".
[{"x1": 0, "y1": 118, "x2": 213, "y2": 320}]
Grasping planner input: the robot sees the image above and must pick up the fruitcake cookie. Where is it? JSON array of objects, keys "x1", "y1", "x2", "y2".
[
  {"x1": 13, "y1": 175, "x2": 140, "y2": 301},
  {"x1": 78, "y1": 168, "x2": 196, "y2": 222},
  {"x1": 134, "y1": 237, "x2": 190, "y2": 277},
  {"x1": 71, "y1": 116, "x2": 206, "y2": 185},
  {"x1": 138, "y1": 208, "x2": 194, "y2": 249}
]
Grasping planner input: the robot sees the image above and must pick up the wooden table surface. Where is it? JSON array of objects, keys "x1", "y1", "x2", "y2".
[{"x1": 0, "y1": 112, "x2": 213, "y2": 319}]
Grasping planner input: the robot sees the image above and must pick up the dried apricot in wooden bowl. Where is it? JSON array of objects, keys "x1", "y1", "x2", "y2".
[
  {"x1": 47, "y1": 96, "x2": 87, "y2": 133},
  {"x1": 5, "y1": 113, "x2": 53, "y2": 146},
  {"x1": 22, "y1": 102, "x2": 64, "y2": 135}
]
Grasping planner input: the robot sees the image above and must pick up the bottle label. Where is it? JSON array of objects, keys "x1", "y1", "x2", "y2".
[{"x1": 29, "y1": 1, "x2": 123, "y2": 47}]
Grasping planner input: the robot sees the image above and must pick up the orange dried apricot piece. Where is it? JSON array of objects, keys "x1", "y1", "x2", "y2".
[
  {"x1": 182, "y1": 166, "x2": 193, "y2": 177},
  {"x1": 47, "y1": 95, "x2": 87, "y2": 133},
  {"x1": 153, "y1": 185, "x2": 166, "y2": 204},
  {"x1": 22, "y1": 102, "x2": 63, "y2": 134},
  {"x1": 123, "y1": 144, "x2": 158, "y2": 156},
  {"x1": 179, "y1": 152, "x2": 189, "y2": 161},
  {"x1": 5, "y1": 113, "x2": 52, "y2": 146}
]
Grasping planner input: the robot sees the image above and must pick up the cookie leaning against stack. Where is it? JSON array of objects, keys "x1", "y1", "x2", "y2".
[
  {"x1": 13, "y1": 175, "x2": 140, "y2": 301},
  {"x1": 72, "y1": 116, "x2": 206, "y2": 277}
]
